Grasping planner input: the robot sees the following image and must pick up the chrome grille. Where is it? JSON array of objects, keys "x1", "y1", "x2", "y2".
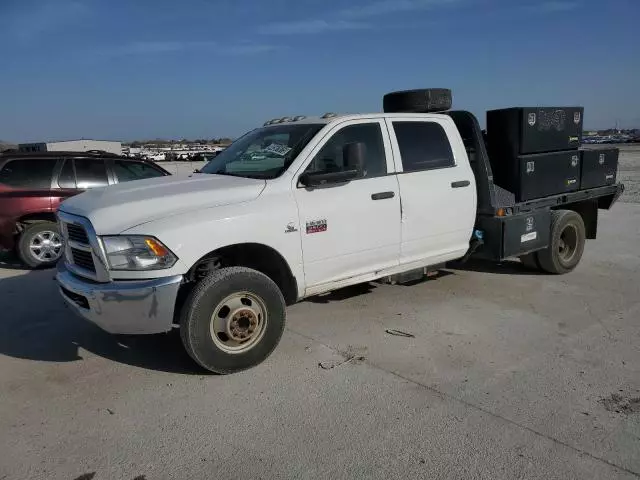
[
  {"x1": 58, "y1": 212, "x2": 109, "y2": 282},
  {"x1": 70, "y1": 248, "x2": 96, "y2": 272},
  {"x1": 66, "y1": 223, "x2": 90, "y2": 244}
]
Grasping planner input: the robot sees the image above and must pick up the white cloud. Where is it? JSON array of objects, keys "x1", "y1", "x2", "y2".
[
  {"x1": 259, "y1": 19, "x2": 369, "y2": 35},
  {"x1": 528, "y1": 1, "x2": 580, "y2": 13},
  {"x1": 101, "y1": 41, "x2": 279, "y2": 57},
  {"x1": 340, "y1": 0, "x2": 460, "y2": 18},
  {"x1": 3, "y1": 0, "x2": 90, "y2": 43},
  {"x1": 256, "y1": 0, "x2": 458, "y2": 37}
]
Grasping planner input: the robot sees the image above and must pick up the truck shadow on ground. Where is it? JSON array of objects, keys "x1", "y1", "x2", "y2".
[
  {"x1": 306, "y1": 282, "x2": 377, "y2": 303},
  {"x1": 448, "y1": 258, "x2": 545, "y2": 276},
  {"x1": 0, "y1": 266, "x2": 203, "y2": 374},
  {"x1": 0, "y1": 252, "x2": 29, "y2": 271},
  {"x1": 305, "y1": 270, "x2": 456, "y2": 303}
]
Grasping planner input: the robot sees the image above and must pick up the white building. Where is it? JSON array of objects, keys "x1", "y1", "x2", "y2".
[{"x1": 18, "y1": 140, "x2": 122, "y2": 155}]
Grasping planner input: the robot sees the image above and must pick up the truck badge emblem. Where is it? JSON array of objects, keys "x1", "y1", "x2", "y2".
[
  {"x1": 598, "y1": 154, "x2": 605, "y2": 165},
  {"x1": 528, "y1": 113, "x2": 536, "y2": 126},
  {"x1": 526, "y1": 216, "x2": 534, "y2": 232},
  {"x1": 571, "y1": 155, "x2": 578, "y2": 167},
  {"x1": 526, "y1": 161, "x2": 535, "y2": 174},
  {"x1": 574, "y1": 112, "x2": 581, "y2": 124},
  {"x1": 306, "y1": 219, "x2": 327, "y2": 234},
  {"x1": 284, "y1": 223, "x2": 298, "y2": 233}
]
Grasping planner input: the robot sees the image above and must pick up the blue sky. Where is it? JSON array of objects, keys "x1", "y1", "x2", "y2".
[{"x1": 1, "y1": 0, "x2": 638, "y2": 142}]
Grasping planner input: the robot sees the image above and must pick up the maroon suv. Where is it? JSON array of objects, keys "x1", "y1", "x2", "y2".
[{"x1": 0, "y1": 151, "x2": 170, "y2": 268}]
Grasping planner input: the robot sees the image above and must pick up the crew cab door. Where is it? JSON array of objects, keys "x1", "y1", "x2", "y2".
[
  {"x1": 293, "y1": 119, "x2": 400, "y2": 290},
  {"x1": 386, "y1": 117, "x2": 476, "y2": 265}
]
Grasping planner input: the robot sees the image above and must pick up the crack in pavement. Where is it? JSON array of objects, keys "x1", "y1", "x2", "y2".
[{"x1": 288, "y1": 328, "x2": 640, "y2": 479}]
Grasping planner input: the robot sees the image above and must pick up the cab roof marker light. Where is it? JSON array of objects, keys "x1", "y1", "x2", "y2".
[
  {"x1": 321, "y1": 112, "x2": 338, "y2": 119},
  {"x1": 293, "y1": 115, "x2": 306, "y2": 121}
]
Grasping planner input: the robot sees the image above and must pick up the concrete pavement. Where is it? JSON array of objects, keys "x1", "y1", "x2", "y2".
[{"x1": 0, "y1": 204, "x2": 639, "y2": 480}]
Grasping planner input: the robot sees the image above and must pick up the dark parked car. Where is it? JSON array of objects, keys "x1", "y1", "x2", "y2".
[{"x1": 0, "y1": 151, "x2": 170, "y2": 268}]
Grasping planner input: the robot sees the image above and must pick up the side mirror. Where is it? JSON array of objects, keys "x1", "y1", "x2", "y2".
[
  {"x1": 343, "y1": 142, "x2": 366, "y2": 175},
  {"x1": 299, "y1": 169, "x2": 358, "y2": 188}
]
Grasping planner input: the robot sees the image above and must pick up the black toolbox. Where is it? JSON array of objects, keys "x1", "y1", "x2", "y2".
[
  {"x1": 492, "y1": 150, "x2": 581, "y2": 202},
  {"x1": 487, "y1": 107, "x2": 584, "y2": 155},
  {"x1": 476, "y1": 209, "x2": 551, "y2": 260},
  {"x1": 579, "y1": 148, "x2": 619, "y2": 189}
]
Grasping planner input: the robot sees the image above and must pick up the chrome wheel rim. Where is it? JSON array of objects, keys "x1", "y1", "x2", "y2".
[
  {"x1": 210, "y1": 292, "x2": 268, "y2": 354},
  {"x1": 29, "y1": 231, "x2": 63, "y2": 262}
]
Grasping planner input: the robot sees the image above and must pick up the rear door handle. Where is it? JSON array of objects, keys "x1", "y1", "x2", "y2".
[
  {"x1": 371, "y1": 191, "x2": 395, "y2": 200},
  {"x1": 451, "y1": 180, "x2": 470, "y2": 188}
]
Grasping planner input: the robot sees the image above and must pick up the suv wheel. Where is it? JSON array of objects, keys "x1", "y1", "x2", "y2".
[{"x1": 17, "y1": 221, "x2": 63, "y2": 269}]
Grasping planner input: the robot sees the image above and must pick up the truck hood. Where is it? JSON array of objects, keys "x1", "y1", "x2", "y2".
[{"x1": 59, "y1": 174, "x2": 266, "y2": 234}]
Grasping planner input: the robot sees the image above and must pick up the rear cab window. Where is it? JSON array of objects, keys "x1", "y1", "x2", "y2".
[
  {"x1": 0, "y1": 159, "x2": 56, "y2": 188},
  {"x1": 392, "y1": 121, "x2": 455, "y2": 172}
]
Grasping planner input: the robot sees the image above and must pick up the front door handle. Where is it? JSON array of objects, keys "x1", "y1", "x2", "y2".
[
  {"x1": 371, "y1": 191, "x2": 395, "y2": 200},
  {"x1": 451, "y1": 180, "x2": 470, "y2": 188}
]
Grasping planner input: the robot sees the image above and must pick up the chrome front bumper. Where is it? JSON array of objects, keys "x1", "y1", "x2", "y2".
[{"x1": 56, "y1": 262, "x2": 183, "y2": 334}]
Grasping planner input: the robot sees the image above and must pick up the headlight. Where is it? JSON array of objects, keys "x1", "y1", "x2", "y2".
[{"x1": 101, "y1": 236, "x2": 177, "y2": 270}]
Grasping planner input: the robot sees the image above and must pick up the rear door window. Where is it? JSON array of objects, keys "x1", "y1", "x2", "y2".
[
  {"x1": 57, "y1": 159, "x2": 76, "y2": 188},
  {"x1": 0, "y1": 159, "x2": 55, "y2": 188},
  {"x1": 113, "y1": 160, "x2": 166, "y2": 182},
  {"x1": 74, "y1": 159, "x2": 109, "y2": 189},
  {"x1": 393, "y1": 121, "x2": 455, "y2": 172}
]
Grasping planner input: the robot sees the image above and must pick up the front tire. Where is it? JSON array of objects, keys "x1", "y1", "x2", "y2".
[
  {"x1": 180, "y1": 267, "x2": 286, "y2": 374},
  {"x1": 537, "y1": 210, "x2": 586, "y2": 274},
  {"x1": 17, "y1": 221, "x2": 63, "y2": 269}
]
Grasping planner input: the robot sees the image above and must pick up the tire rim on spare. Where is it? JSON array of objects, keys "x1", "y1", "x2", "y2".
[
  {"x1": 210, "y1": 292, "x2": 268, "y2": 354},
  {"x1": 29, "y1": 231, "x2": 63, "y2": 262}
]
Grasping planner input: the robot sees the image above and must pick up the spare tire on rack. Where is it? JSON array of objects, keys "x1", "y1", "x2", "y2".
[{"x1": 383, "y1": 88, "x2": 452, "y2": 113}]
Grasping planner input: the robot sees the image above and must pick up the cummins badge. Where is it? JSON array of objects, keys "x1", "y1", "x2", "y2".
[{"x1": 528, "y1": 113, "x2": 536, "y2": 126}]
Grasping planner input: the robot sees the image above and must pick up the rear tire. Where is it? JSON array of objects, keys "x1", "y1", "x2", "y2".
[
  {"x1": 537, "y1": 210, "x2": 586, "y2": 274},
  {"x1": 17, "y1": 221, "x2": 63, "y2": 269},
  {"x1": 180, "y1": 267, "x2": 286, "y2": 374}
]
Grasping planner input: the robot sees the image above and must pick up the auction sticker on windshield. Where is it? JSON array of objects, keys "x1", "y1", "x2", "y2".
[{"x1": 264, "y1": 143, "x2": 292, "y2": 156}]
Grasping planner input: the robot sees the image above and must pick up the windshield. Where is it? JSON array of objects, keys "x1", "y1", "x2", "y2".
[{"x1": 199, "y1": 123, "x2": 324, "y2": 179}]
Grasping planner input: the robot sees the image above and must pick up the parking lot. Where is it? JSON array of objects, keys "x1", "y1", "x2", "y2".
[{"x1": 1, "y1": 147, "x2": 639, "y2": 480}]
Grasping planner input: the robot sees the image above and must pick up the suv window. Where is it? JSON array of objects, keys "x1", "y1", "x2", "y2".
[
  {"x1": 0, "y1": 159, "x2": 55, "y2": 188},
  {"x1": 113, "y1": 160, "x2": 165, "y2": 182},
  {"x1": 305, "y1": 123, "x2": 387, "y2": 178},
  {"x1": 393, "y1": 122, "x2": 455, "y2": 172},
  {"x1": 58, "y1": 159, "x2": 76, "y2": 188},
  {"x1": 74, "y1": 159, "x2": 108, "y2": 189}
]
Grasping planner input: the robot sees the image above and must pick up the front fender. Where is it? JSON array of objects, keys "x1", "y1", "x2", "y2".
[{"x1": 117, "y1": 193, "x2": 305, "y2": 294}]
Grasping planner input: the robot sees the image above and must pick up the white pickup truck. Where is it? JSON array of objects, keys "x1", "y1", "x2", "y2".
[{"x1": 56, "y1": 89, "x2": 623, "y2": 373}]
